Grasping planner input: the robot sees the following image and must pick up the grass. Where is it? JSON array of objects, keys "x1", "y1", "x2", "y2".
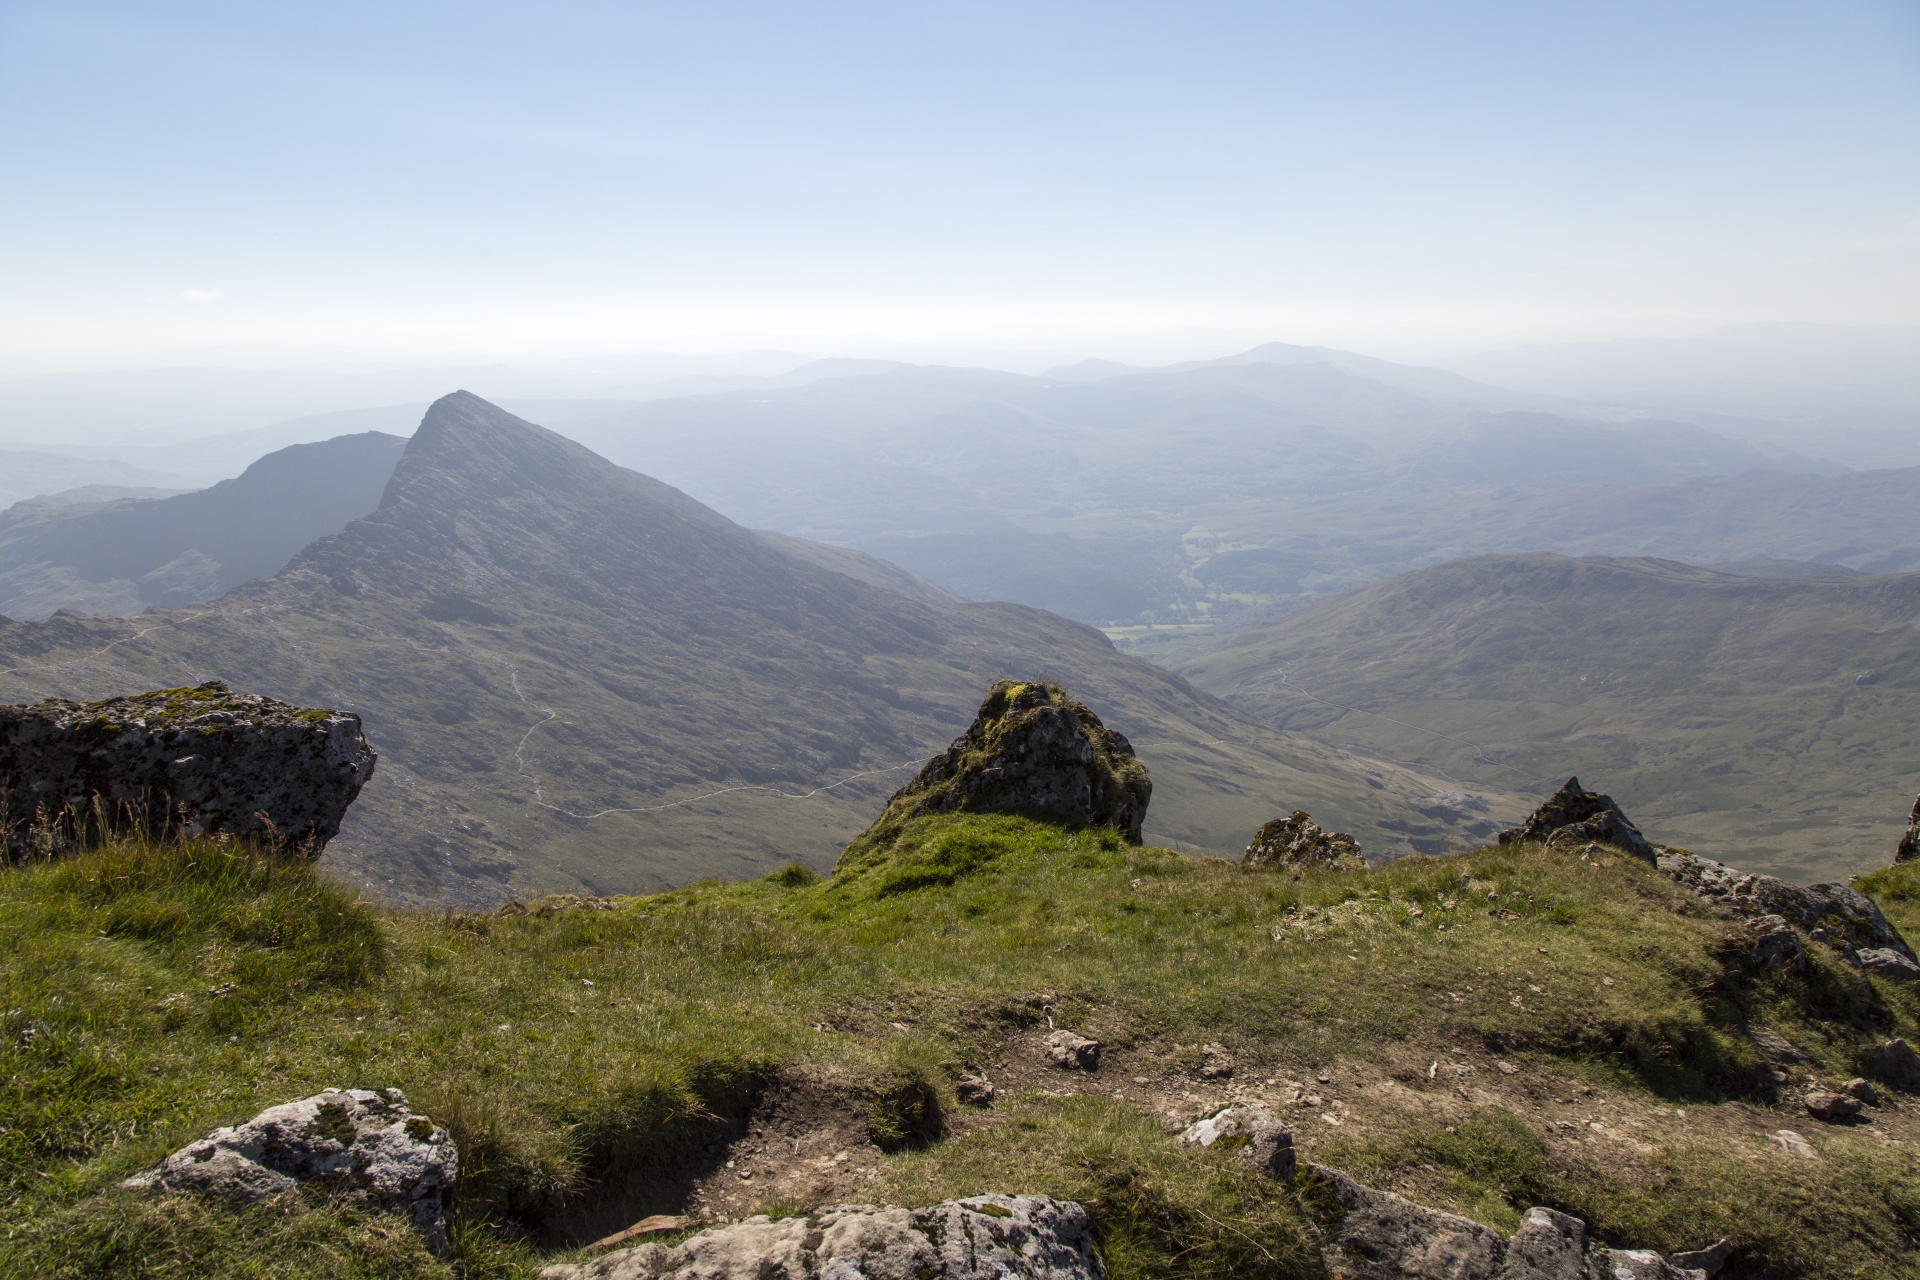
[{"x1": 3, "y1": 817, "x2": 1919, "y2": 1278}]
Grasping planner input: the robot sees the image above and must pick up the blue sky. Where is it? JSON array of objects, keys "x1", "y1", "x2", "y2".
[{"x1": 3, "y1": 0, "x2": 1917, "y2": 366}]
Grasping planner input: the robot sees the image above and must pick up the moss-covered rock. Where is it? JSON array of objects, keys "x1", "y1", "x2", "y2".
[
  {"x1": 840, "y1": 680, "x2": 1149, "y2": 866},
  {"x1": 1242, "y1": 810, "x2": 1366, "y2": 871},
  {"x1": 0, "y1": 680, "x2": 374, "y2": 859}
]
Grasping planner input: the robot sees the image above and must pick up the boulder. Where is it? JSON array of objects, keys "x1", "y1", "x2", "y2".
[
  {"x1": 1856, "y1": 948, "x2": 1920, "y2": 980},
  {"x1": 1497, "y1": 777, "x2": 1654, "y2": 862},
  {"x1": 1, "y1": 681, "x2": 374, "y2": 859},
  {"x1": 1305, "y1": 1165, "x2": 1712, "y2": 1280},
  {"x1": 1864, "y1": 1038, "x2": 1920, "y2": 1092},
  {"x1": 1804, "y1": 1090, "x2": 1863, "y2": 1123},
  {"x1": 1897, "y1": 795, "x2": 1920, "y2": 864},
  {"x1": 538, "y1": 1195, "x2": 1103, "y2": 1280},
  {"x1": 1657, "y1": 851, "x2": 1915, "y2": 965},
  {"x1": 1178, "y1": 1105, "x2": 1295, "y2": 1180},
  {"x1": 1046, "y1": 1029, "x2": 1101, "y2": 1071},
  {"x1": 123, "y1": 1088, "x2": 455, "y2": 1252},
  {"x1": 842, "y1": 681, "x2": 1150, "y2": 859},
  {"x1": 1242, "y1": 811, "x2": 1365, "y2": 871}
]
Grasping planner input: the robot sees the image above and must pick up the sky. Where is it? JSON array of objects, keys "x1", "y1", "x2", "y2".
[{"x1": 3, "y1": 0, "x2": 1918, "y2": 370}]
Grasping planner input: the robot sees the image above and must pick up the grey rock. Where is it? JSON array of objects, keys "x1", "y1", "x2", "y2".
[
  {"x1": 1178, "y1": 1105, "x2": 1295, "y2": 1180},
  {"x1": 1844, "y1": 1076, "x2": 1877, "y2": 1104},
  {"x1": 1743, "y1": 914, "x2": 1804, "y2": 968},
  {"x1": 953, "y1": 1071, "x2": 995, "y2": 1106},
  {"x1": 1243, "y1": 811, "x2": 1365, "y2": 871},
  {"x1": 1198, "y1": 1043, "x2": 1235, "y2": 1079},
  {"x1": 1864, "y1": 1038, "x2": 1920, "y2": 1092},
  {"x1": 844, "y1": 680, "x2": 1150, "y2": 857},
  {"x1": 1748, "y1": 1027, "x2": 1807, "y2": 1065},
  {"x1": 1804, "y1": 1090, "x2": 1862, "y2": 1123},
  {"x1": 1307, "y1": 1165, "x2": 1707, "y2": 1280},
  {"x1": 1856, "y1": 947, "x2": 1920, "y2": 980},
  {"x1": 123, "y1": 1088, "x2": 455, "y2": 1251},
  {"x1": 1657, "y1": 850, "x2": 1915, "y2": 965},
  {"x1": 1046, "y1": 1029, "x2": 1101, "y2": 1071},
  {"x1": 1667, "y1": 1239, "x2": 1731, "y2": 1277},
  {"x1": 1, "y1": 681, "x2": 374, "y2": 858},
  {"x1": 1770, "y1": 1129, "x2": 1819, "y2": 1158},
  {"x1": 1897, "y1": 794, "x2": 1920, "y2": 864},
  {"x1": 1498, "y1": 777, "x2": 1654, "y2": 862},
  {"x1": 538, "y1": 1195, "x2": 1103, "y2": 1280}
]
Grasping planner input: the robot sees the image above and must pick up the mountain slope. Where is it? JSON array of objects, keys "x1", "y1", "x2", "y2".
[
  {"x1": 0, "y1": 431, "x2": 407, "y2": 619},
  {"x1": 1177, "y1": 553, "x2": 1920, "y2": 882},
  {"x1": 0, "y1": 393, "x2": 1503, "y2": 906}
]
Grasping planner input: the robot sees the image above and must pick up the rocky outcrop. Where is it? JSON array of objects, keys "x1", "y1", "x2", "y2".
[
  {"x1": 539, "y1": 1195, "x2": 1103, "y2": 1280},
  {"x1": 1657, "y1": 850, "x2": 1915, "y2": 966},
  {"x1": 843, "y1": 681, "x2": 1150, "y2": 859},
  {"x1": 1898, "y1": 795, "x2": 1920, "y2": 863},
  {"x1": 1497, "y1": 776, "x2": 1654, "y2": 862},
  {"x1": 1242, "y1": 810, "x2": 1365, "y2": 871},
  {"x1": 1178, "y1": 1105, "x2": 1295, "y2": 1180},
  {"x1": 1306, "y1": 1165, "x2": 1714, "y2": 1279},
  {"x1": 0, "y1": 681, "x2": 374, "y2": 859},
  {"x1": 123, "y1": 1088, "x2": 455, "y2": 1252}
]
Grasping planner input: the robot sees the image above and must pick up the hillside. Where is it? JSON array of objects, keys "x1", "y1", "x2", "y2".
[
  {"x1": 0, "y1": 432, "x2": 407, "y2": 619},
  {"x1": 0, "y1": 393, "x2": 1501, "y2": 907},
  {"x1": 1177, "y1": 554, "x2": 1920, "y2": 883},
  {"x1": 5, "y1": 815, "x2": 1918, "y2": 1278}
]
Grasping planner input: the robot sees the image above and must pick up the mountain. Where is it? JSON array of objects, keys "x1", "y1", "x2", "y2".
[
  {"x1": 553, "y1": 348, "x2": 1816, "y2": 624},
  {"x1": 0, "y1": 392, "x2": 1501, "y2": 906},
  {"x1": 1175, "y1": 553, "x2": 1920, "y2": 883},
  {"x1": 0, "y1": 431, "x2": 407, "y2": 619}
]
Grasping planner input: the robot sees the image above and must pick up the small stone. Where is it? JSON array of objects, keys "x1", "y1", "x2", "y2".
[
  {"x1": 1178, "y1": 1105, "x2": 1295, "y2": 1180},
  {"x1": 1669, "y1": 1239, "x2": 1733, "y2": 1276},
  {"x1": 955, "y1": 1071, "x2": 996, "y2": 1106},
  {"x1": 1844, "y1": 1077, "x2": 1878, "y2": 1104},
  {"x1": 1771, "y1": 1129, "x2": 1819, "y2": 1158},
  {"x1": 1198, "y1": 1044, "x2": 1233, "y2": 1079},
  {"x1": 1046, "y1": 1029, "x2": 1101, "y2": 1071},
  {"x1": 1804, "y1": 1090, "x2": 1862, "y2": 1123}
]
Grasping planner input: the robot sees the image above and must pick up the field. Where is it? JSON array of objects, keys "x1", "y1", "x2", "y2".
[{"x1": 4, "y1": 817, "x2": 1919, "y2": 1278}]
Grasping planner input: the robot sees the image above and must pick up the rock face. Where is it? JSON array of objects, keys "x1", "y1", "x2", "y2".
[
  {"x1": 0, "y1": 681, "x2": 374, "y2": 859},
  {"x1": 1178, "y1": 1106, "x2": 1295, "y2": 1180},
  {"x1": 538, "y1": 1195, "x2": 1103, "y2": 1280},
  {"x1": 1307, "y1": 1165, "x2": 1711, "y2": 1279},
  {"x1": 123, "y1": 1088, "x2": 455, "y2": 1252},
  {"x1": 1242, "y1": 811, "x2": 1365, "y2": 871},
  {"x1": 1898, "y1": 795, "x2": 1920, "y2": 863},
  {"x1": 844, "y1": 680, "x2": 1150, "y2": 857},
  {"x1": 1657, "y1": 850, "x2": 1915, "y2": 966},
  {"x1": 1496, "y1": 776, "x2": 1654, "y2": 862}
]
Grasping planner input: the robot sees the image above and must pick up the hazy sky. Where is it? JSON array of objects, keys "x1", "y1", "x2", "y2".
[{"x1": 4, "y1": 0, "x2": 1918, "y2": 368}]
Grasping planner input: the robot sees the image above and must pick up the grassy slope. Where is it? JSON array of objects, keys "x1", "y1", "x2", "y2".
[
  {"x1": 6, "y1": 820, "x2": 1920, "y2": 1279},
  {"x1": 1177, "y1": 553, "x2": 1920, "y2": 884}
]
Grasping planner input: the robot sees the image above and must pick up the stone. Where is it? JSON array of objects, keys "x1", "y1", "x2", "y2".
[
  {"x1": 1770, "y1": 1129, "x2": 1819, "y2": 1158},
  {"x1": 123, "y1": 1087, "x2": 455, "y2": 1252},
  {"x1": 1667, "y1": 1240, "x2": 1731, "y2": 1277},
  {"x1": 954, "y1": 1071, "x2": 996, "y2": 1106},
  {"x1": 841, "y1": 681, "x2": 1150, "y2": 859},
  {"x1": 1657, "y1": 850, "x2": 1915, "y2": 966},
  {"x1": 1856, "y1": 947, "x2": 1920, "y2": 980},
  {"x1": 1178, "y1": 1105, "x2": 1295, "y2": 1180},
  {"x1": 1743, "y1": 914, "x2": 1804, "y2": 968},
  {"x1": 1497, "y1": 777, "x2": 1654, "y2": 862},
  {"x1": 1198, "y1": 1043, "x2": 1234, "y2": 1078},
  {"x1": 1046, "y1": 1029, "x2": 1101, "y2": 1071},
  {"x1": 537, "y1": 1195, "x2": 1103, "y2": 1280},
  {"x1": 1864, "y1": 1038, "x2": 1920, "y2": 1092},
  {"x1": 1897, "y1": 794, "x2": 1920, "y2": 863},
  {"x1": 1304, "y1": 1165, "x2": 1709, "y2": 1280},
  {"x1": 1844, "y1": 1077, "x2": 1878, "y2": 1104},
  {"x1": 1242, "y1": 811, "x2": 1366, "y2": 871},
  {"x1": 1748, "y1": 1027, "x2": 1807, "y2": 1065},
  {"x1": 1804, "y1": 1090, "x2": 1863, "y2": 1123},
  {"x1": 1, "y1": 681, "x2": 374, "y2": 859}
]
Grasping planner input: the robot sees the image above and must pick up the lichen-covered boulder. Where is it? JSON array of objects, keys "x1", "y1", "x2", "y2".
[
  {"x1": 0, "y1": 681, "x2": 374, "y2": 859},
  {"x1": 123, "y1": 1088, "x2": 456, "y2": 1252},
  {"x1": 842, "y1": 680, "x2": 1149, "y2": 861},
  {"x1": 1242, "y1": 811, "x2": 1365, "y2": 871},
  {"x1": 1496, "y1": 776, "x2": 1654, "y2": 862},
  {"x1": 538, "y1": 1195, "x2": 1103, "y2": 1280},
  {"x1": 1657, "y1": 850, "x2": 1914, "y2": 965}
]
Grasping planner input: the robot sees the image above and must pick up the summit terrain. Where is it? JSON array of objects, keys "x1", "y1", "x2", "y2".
[{"x1": 0, "y1": 393, "x2": 1499, "y2": 906}]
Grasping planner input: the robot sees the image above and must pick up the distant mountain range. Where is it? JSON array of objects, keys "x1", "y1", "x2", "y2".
[
  {"x1": 0, "y1": 393, "x2": 1496, "y2": 906},
  {"x1": 0, "y1": 432, "x2": 406, "y2": 620},
  {"x1": 1176, "y1": 553, "x2": 1920, "y2": 883}
]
